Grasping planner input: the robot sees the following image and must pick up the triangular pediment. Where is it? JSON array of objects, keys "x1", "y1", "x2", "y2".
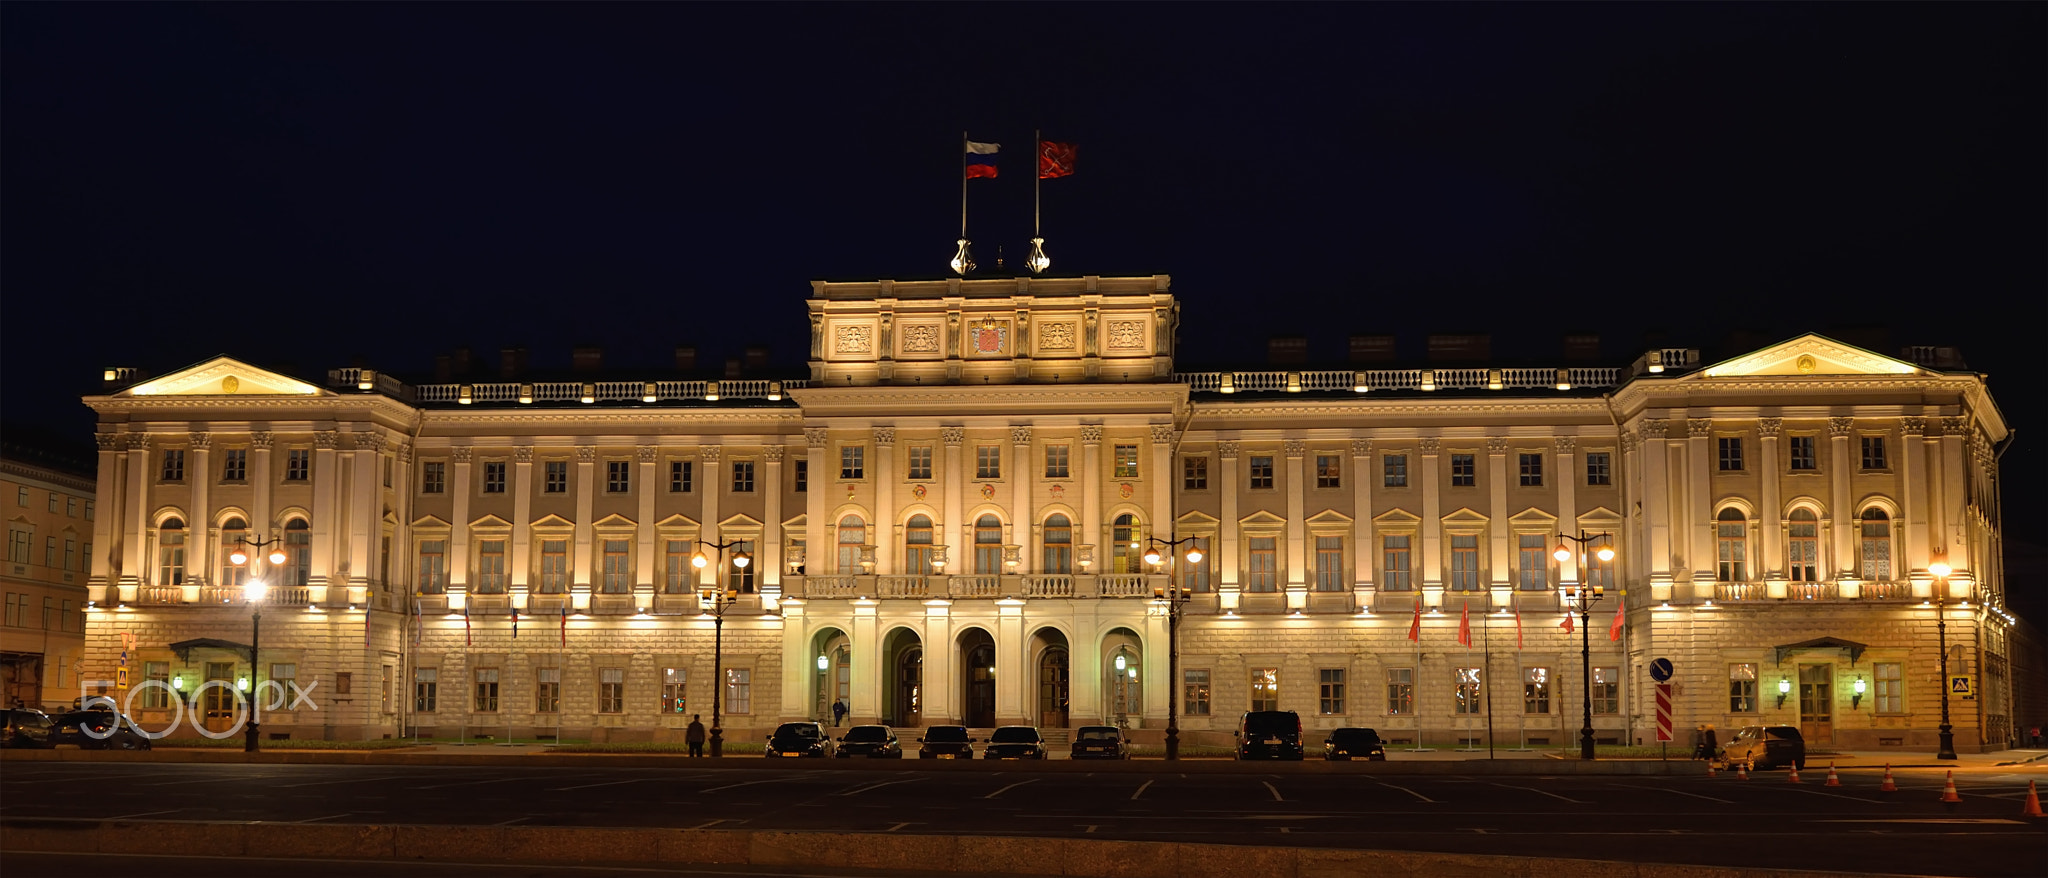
[
  {"x1": 122, "y1": 356, "x2": 328, "y2": 398},
  {"x1": 1697, "y1": 334, "x2": 1925, "y2": 379}
]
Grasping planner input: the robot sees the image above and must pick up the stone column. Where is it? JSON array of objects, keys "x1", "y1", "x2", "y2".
[
  {"x1": 1283, "y1": 439, "x2": 1307, "y2": 587},
  {"x1": 573, "y1": 446, "x2": 595, "y2": 589},
  {"x1": 1899, "y1": 417, "x2": 1928, "y2": 577},
  {"x1": 312, "y1": 431, "x2": 341, "y2": 588},
  {"x1": 1756, "y1": 419, "x2": 1782, "y2": 580},
  {"x1": 763, "y1": 446, "x2": 784, "y2": 587},
  {"x1": 1486, "y1": 437, "x2": 1509, "y2": 588},
  {"x1": 349, "y1": 429, "x2": 382, "y2": 590},
  {"x1": 1938, "y1": 417, "x2": 1969, "y2": 582},
  {"x1": 1638, "y1": 420, "x2": 1672, "y2": 597},
  {"x1": 1419, "y1": 438, "x2": 1442, "y2": 596},
  {"x1": 122, "y1": 434, "x2": 150, "y2": 587},
  {"x1": 1350, "y1": 438, "x2": 1373, "y2": 608},
  {"x1": 941, "y1": 428, "x2": 965, "y2": 566},
  {"x1": 850, "y1": 599, "x2": 880, "y2": 723},
  {"x1": 1217, "y1": 441, "x2": 1240, "y2": 587},
  {"x1": 1555, "y1": 436, "x2": 1578, "y2": 584},
  {"x1": 921, "y1": 602, "x2": 953, "y2": 721},
  {"x1": 250, "y1": 432, "x2": 274, "y2": 570},
  {"x1": 512, "y1": 448, "x2": 534, "y2": 592},
  {"x1": 91, "y1": 434, "x2": 121, "y2": 591},
  {"x1": 697, "y1": 447, "x2": 721, "y2": 587},
  {"x1": 874, "y1": 428, "x2": 897, "y2": 575},
  {"x1": 450, "y1": 446, "x2": 473, "y2": 590},
  {"x1": 1079, "y1": 426, "x2": 1102, "y2": 563},
  {"x1": 1828, "y1": 418, "x2": 1854, "y2": 578},
  {"x1": 996, "y1": 599, "x2": 1027, "y2": 725},
  {"x1": 1150, "y1": 425, "x2": 1174, "y2": 541},
  {"x1": 635, "y1": 446, "x2": 658, "y2": 591},
  {"x1": 189, "y1": 433, "x2": 212, "y2": 585},
  {"x1": 806, "y1": 428, "x2": 830, "y2": 577},
  {"x1": 1009, "y1": 427, "x2": 1031, "y2": 572},
  {"x1": 1686, "y1": 419, "x2": 1714, "y2": 589}
]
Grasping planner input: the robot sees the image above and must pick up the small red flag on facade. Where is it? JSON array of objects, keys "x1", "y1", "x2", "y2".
[
  {"x1": 1038, "y1": 141, "x2": 1076, "y2": 179},
  {"x1": 1610, "y1": 599, "x2": 1626, "y2": 641},
  {"x1": 1514, "y1": 605, "x2": 1524, "y2": 650},
  {"x1": 1456, "y1": 602, "x2": 1472, "y2": 647},
  {"x1": 1407, "y1": 595, "x2": 1422, "y2": 642},
  {"x1": 1560, "y1": 613, "x2": 1575, "y2": 634},
  {"x1": 463, "y1": 604, "x2": 472, "y2": 647}
]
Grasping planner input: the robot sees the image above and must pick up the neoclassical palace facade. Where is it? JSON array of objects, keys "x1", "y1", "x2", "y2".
[{"x1": 79, "y1": 275, "x2": 2023, "y2": 751}]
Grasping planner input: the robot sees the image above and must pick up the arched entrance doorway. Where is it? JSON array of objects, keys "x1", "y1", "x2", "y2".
[
  {"x1": 1032, "y1": 627, "x2": 1070, "y2": 728},
  {"x1": 882, "y1": 627, "x2": 923, "y2": 728},
  {"x1": 1102, "y1": 627, "x2": 1143, "y2": 728},
  {"x1": 810, "y1": 627, "x2": 850, "y2": 725},
  {"x1": 958, "y1": 628, "x2": 996, "y2": 728}
]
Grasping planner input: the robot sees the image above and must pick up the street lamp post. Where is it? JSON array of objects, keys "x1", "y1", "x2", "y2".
[
  {"x1": 1145, "y1": 536, "x2": 1203, "y2": 761},
  {"x1": 1930, "y1": 560, "x2": 1958, "y2": 760},
  {"x1": 693, "y1": 539, "x2": 750, "y2": 757},
  {"x1": 228, "y1": 536, "x2": 288, "y2": 754},
  {"x1": 1553, "y1": 530, "x2": 1616, "y2": 761}
]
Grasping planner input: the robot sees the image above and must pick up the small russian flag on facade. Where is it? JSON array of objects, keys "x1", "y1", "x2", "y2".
[{"x1": 965, "y1": 140, "x2": 999, "y2": 179}]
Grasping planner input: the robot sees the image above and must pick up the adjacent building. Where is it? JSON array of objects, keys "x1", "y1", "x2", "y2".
[{"x1": 3, "y1": 439, "x2": 96, "y2": 708}]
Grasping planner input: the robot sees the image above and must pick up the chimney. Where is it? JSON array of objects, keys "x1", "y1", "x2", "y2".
[
  {"x1": 1427, "y1": 334, "x2": 1489, "y2": 363},
  {"x1": 434, "y1": 355, "x2": 452, "y2": 382},
  {"x1": 744, "y1": 345, "x2": 770, "y2": 372},
  {"x1": 1563, "y1": 334, "x2": 1601, "y2": 362},
  {"x1": 724, "y1": 357, "x2": 744, "y2": 379},
  {"x1": 450, "y1": 347, "x2": 473, "y2": 376},
  {"x1": 572, "y1": 346, "x2": 604, "y2": 373},
  {"x1": 499, "y1": 347, "x2": 527, "y2": 379},
  {"x1": 674, "y1": 346, "x2": 697, "y2": 373},
  {"x1": 1348, "y1": 335, "x2": 1396, "y2": 363},
  {"x1": 1267, "y1": 335, "x2": 1308, "y2": 365}
]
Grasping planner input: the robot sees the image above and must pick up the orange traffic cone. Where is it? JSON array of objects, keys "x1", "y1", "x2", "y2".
[
  {"x1": 1824, "y1": 763, "x2": 1841, "y2": 787},
  {"x1": 1939, "y1": 770, "x2": 1961, "y2": 803},
  {"x1": 1787, "y1": 764, "x2": 1803, "y2": 783},
  {"x1": 1736, "y1": 761, "x2": 1749, "y2": 780},
  {"x1": 1879, "y1": 764, "x2": 1897, "y2": 792},
  {"x1": 2021, "y1": 780, "x2": 2043, "y2": 818},
  {"x1": 1705, "y1": 761, "x2": 1717, "y2": 777}
]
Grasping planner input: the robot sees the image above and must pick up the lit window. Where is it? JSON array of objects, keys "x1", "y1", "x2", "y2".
[
  {"x1": 1717, "y1": 508, "x2": 1748, "y2": 582},
  {"x1": 1183, "y1": 455, "x2": 1208, "y2": 490},
  {"x1": 1861, "y1": 436, "x2": 1888, "y2": 470},
  {"x1": 607, "y1": 460, "x2": 630, "y2": 493},
  {"x1": 1318, "y1": 668, "x2": 1346, "y2": 715},
  {"x1": 1455, "y1": 667, "x2": 1483, "y2": 715},
  {"x1": 1518, "y1": 452, "x2": 1543, "y2": 486},
  {"x1": 1113, "y1": 444, "x2": 1139, "y2": 479},
  {"x1": 545, "y1": 461, "x2": 568, "y2": 493},
  {"x1": 1717, "y1": 437, "x2": 1744, "y2": 472},
  {"x1": 1450, "y1": 454, "x2": 1476, "y2": 487},
  {"x1": 1042, "y1": 444, "x2": 1068, "y2": 479},
  {"x1": 909, "y1": 445, "x2": 935, "y2": 480},
  {"x1": 976, "y1": 445, "x2": 1001, "y2": 479},
  {"x1": 840, "y1": 446, "x2": 864, "y2": 480},
  {"x1": 669, "y1": 460, "x2": 693, "y2": 493},
  {"x1": 1383, "y1": 454, "x2": 1407, "y2": 487},
  {"x1": 1385, "y1": 668, "x2": 1413, "y2": 715},
  {"x1": 1315, "y1": 455, "x2": 1341, "y2": 488},
  {"x1": 1585, "y1": 452, "x2": 1611, "y2": 486},
  {"x1": 1248, "y1": 456, "x2": 1274, "y2": 490},
  {"x1": 1523, "y1": 667, "x2": 1550, "y2": 714},
  {"x1": 1788, "y1": 436, "x2": 1817, "y2": 471}
]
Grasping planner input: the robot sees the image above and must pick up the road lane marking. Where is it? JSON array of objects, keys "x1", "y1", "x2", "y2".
[
  {"x1": 1614, "y1": 783, "x2": 1734, "y2": 804},
  {"x1": 835, "y1": 778, "x2": 925, "y2": 797},
  {"x1": 411, "y1": 777, "x2": 533, "y2": 790},
  {"x1": 1262, "y1": 781, "x2": 1284, "y2": 802},
  {"x1": 293, "y1": 813, "x2": 354, "y2": 823},
  {"x1": 1490, "y1": 782, "x2": 1587, "y2": 804},
  {"x1": 688, "y1": 818, "x2": 732, "y2": 829},
  {"x1": 1375, "y1": 781, "x2": 1437, "y2": 804},
  {"x1": 492, "y1": 816, "x2": 531, "y2": 826},
  {"x1": 983, "y1": 779, "x2": 1039, "y2": 799},
  {"x1": 138, "y1": 776, "x2": 279, "y2": 787},
  {"x1": 1083, "y1": 825, "x2": 1098, "y2": 833},
  {"x1": 105, "y1": 810, "x2": 182, "y2": 820},
  {"x1": 278, "y1": 775, "x2": 410, "y2": 789},
  {"x1": 552, "y1": 778, "x2": 651, "y2": 791},
  {"x1": 1131, "y1": 780, "x2": 1154, "y2": 801},
  {"x1": 885, "y1": 822, "x2": 920, "y2": 832},
  {"x1": 701, "y1": 777, "x2": 799, "y2": 793},
  {"x1": 1775, "y1": 786, "x2": 1883, "y2": 803}
]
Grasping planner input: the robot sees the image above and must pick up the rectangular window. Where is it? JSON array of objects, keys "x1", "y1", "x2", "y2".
[
  {"x1": 143, "y1": 662, "x2": 170, "y2": 709},
  {"x1": 1523, "y1": 667, "x2": 1551, "y2": 714},
  {"x1": 539, "y1": 539, "x2": 568, "y2": 593},
  {"x1": 1788, "y1": 436, "x2": 1817, "y2": 471},
  {"x1": 1518, "y1": 452, "x2": 1543, "y2": 486},
  {"x1": 14, "y1": 487, "x2": 25, "y2": 505},
  {"x1": 1729, "y1": 663, "x2": 1758, "y2": 713},
  {"x1": 1449, "y1": 534, "x2": 1479, "y2": 591},
  {"x1": 66, "y1": 497, "x2": 78, "y2": 518},
  {"x1": 1385, "y1": 667, "x2": 1414, "y2": 715},
  {"x1": 47, "y1": 494, "x2": 58, "y2": 514},
  {"x1": 601, "y1": 539, "x2": 631, "y2": 593},
  {"x1": 1315, "y1": 454, "x2": 1341, "y2": 488},
  {"x1": 726, "y1": 668, "x2": 752, "y2": 714},
  {"x1": 1183, "y1": 669, "x2": 1211, "y2": 716},
  {"x1": 85, "y1": 501, "x2": 95, "y2": 521},
  {"x1": 1586, "y1": 551, "x2": 1614, "y2": 590},
  {"x1": 482, "y1": 461, "x2": 506, "y2": 493},
  {"x1": 475, "y1": 540, "x2": 506, "y2": 594},
  {"x1": 606, "y1": 460, "x2": 630, "y2": 493},
  {"x1": 662, "y1": 667, "x2": 687, "y2": 714},
  {"x1": 1247, "y1": 537, "x2": 1277, "y2": 592},
  {"x1": 221, "y1": 448, "x2": 247, "y2": 482},
  {"x1": 599, "y1": 667, "x2": 624, "y2": 714},
  {"x1": 1248, "y1": 456, "x2": 1274, "y2": 490},
  {"x1": 1861, "y1": 436, "x2": 1888, "y2": 470},
  {"x1": 840, "y1": 445, "x2": 864, "y2": 480},
  {"x1": 1592, "y1": 667, "x2": 1619, "y2": 714},
  {"x1": 1788, "y1": 515, "x2": 1819, "y2": 582},
  {"x1": 726, "y1": 539, "x2": 756, "y2": 593},
  {"x1": 286, "y1": 449, "x2": 310, "y2": 481},
  {"x1": 158, "y1": 528, "x2": 185, "y2": 585},
  {"x1": 1450, "y1": 453, "x2": 1476, "y2": 487},
  {"x1": 417, "y1": 540, "x2": 447, "y2": 594},
  {"x1": 421, "y1": 462, "x2": 446, "y2": 494},
  {"x1": 1382, "y1": 535, "x2": 1411, "y2": 590},
  {"x1": 384, "y1": 456, "x2": 393, "y2": 488},
  {"x1": 730, "y1": 460, "x2": 755, "y2": 493},
  {"x1": 535, "y1": 667, "x2": 560, "y2": 713},
  {"x1": 1249, "y1": 668, "x2": 1279, "y2": 712},
  {"x1": 1585, "y1": 452, "x2": 1611, "y2": 486},
  {"x1": 1717, "y1": 436, "x2": 1744, "y2": 472},
  {"x1": 381, "y1": 666, "x2": 393, "y2": 715},
  {"x1": 474, "y1": 668, "x2": 500, "y2": 712},
  {"x1": 1518, "y1": 534, "x2": 1549, "y2": 590},
  {"x1": 415, "y1": 668, "x2": 438, "y2": 713},
  {"x1": 63, "y1": 538, "x2": 76, "y2": 571},
  {"x1": 1042, "y1": 444, "x2": 1068, "y2": 479},
  {"x1": 1183, "y1": 455, "x2": 1208, "y2": 490},
  {"x1": 669, "y1": 460, "x2": 692, "y2": 493},
  {"x1": 1455, "y1": 667, "x2": 1483, "y2": 715},
  {"x1": 1719, "y1": 516, "x2": 1749, "y2": 582},
  {"x1": 908, "y1": 445, "x2": 935, "y2": 480},
  {"x1": 1113, "y1": 444, "x2": 1139, "y2": 479},
  {"x1": 1874, "y1": 662, "x2": 1902, "y2": 713},
  {"x1": 1318, "y1": 668, "x2": 1346, "y2": 715},
  {"x1": 545, "y1": 461, "x2": 568, "y2": 493},
  {"x1": 1383, "y1": 453, "x2": 1408, "y2": 487},
  {"x1": 6, "y1": 528, "x2": 28, "y2": 565},
  {"x1": 664, "y1": 540, "x2": 691, "y2": 593},
  {"x1": 1188, "y1": 536, "x2": 1212, "y2": 593},
  {"x1": 1314, "y1": 536, "x2": 1345, "y2": 592},
  {"x1": 161, "y1": 449, "x2": 185, "y2": 481},
  {"x1": 976, "y1": 445, "x2": 1001, "y2": 479},
  {"x1": 793, "y1": 459, "x2": 807, "y2": 492}
]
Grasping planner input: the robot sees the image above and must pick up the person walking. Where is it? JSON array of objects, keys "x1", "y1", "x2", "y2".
[
  {"x1": 1690, "y1": 724, "x2": 1707, "y2": 760},
  {"x1": 831, "y1": 698, "x2": 848, "y2": 727},
  {"x1": 1701, "y1": 724, "x2": 1719, "y2": 763},
  {"x1": 686, "y1": 714, "x2": 707, "y2": 757}
]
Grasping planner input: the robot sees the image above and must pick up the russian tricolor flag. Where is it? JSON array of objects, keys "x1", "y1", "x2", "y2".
[{"x1": 966, "y1": 140, "x2": 999, "y2": 179}]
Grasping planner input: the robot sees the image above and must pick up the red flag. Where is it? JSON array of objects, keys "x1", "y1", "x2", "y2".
[
  {"x1": 1038, "y1": 141, "x2": 1076, "y2": 179},
  {"x1": 1560, "y1": 612, "x2": 1575, "y2": 634},
  {"x1": 560, "y1": 607, "x2": 568, "y2": 648},
  {"x1": 512, "y1": 610, "x2": 519, "y2": 640},
  {"x1": 1609, "y1": 599, "x2": 1626, "y2": 641},
  {"x1": 1406, "y1": 595, "x2": 1422, "y2": 642},
  {"x1": 463, "y1": 604, "x2": 471, "y2": 646},
  {"x1": 1514, "y1": 605, "x2": 1524, "y2": 650},
  {"x1": 1456, "y1": 602, "x2": 1472, "y2": 647}
]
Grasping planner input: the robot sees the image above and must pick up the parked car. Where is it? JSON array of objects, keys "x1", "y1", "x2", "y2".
[
  {"x1": 984, "y1": 726, "x2": 1047, "y2": 760},
  {"x1": 1323, "y1": 727, "x2": 1386, "y2": 761},
  {"x1": 2, "y1": 708, "x2": 55, "y2": 749},
  {"x1": 1721, "y1": 724, "x2": 1805, "y2": 770},
  {"x1": 1070, "y1": 725, "x2": 1131, "y2": 760},
  {"x1": 835, "y1": 724, "x2": 903, "y2": 758},
  {"x1": 50, "y1": 709, "x2": 154, "y2": 750},
  {"x1": 917, "y1": 725, "x2": 977, "y2": 759},
  {"x1": 764, "y1": 721, "x2": 834, "y2": 757},
  {"x1": 1234, "y1": 710, "x2": 1305, "y2": 760}
]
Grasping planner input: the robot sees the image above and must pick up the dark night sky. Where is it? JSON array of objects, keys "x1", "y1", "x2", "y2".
[{"x1": 4, "y1": 5, "x2": 2042, "y2": 618}]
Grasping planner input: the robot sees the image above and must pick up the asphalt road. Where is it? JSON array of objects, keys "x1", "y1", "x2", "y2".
[{"x1": 3, "y1": 762, "x2": 2042, "y2": 877}]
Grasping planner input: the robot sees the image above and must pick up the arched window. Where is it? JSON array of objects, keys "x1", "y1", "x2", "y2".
[
  {"x1": 220, "y1": 518, "x2": 248, "y2": 587},
  {"x1": 283, "y1": 519, "x2": 311, "y2": 587},
  {"x1": 1787, "y1": 509, "x2": 1819, "y2": 582},
  {"x1": 1042, "y1": 514, "x2": 1072, "y2": 574},
  {"x1": 1715, "y1": 509, "x2": 1748, "y2": 582},
  {"x1": 905, "y1": 515, "x2": 934, "y2": 573},
  {"x1": 975, "y1": 514, "x2": 1004, "y2": 574},
  {"x1": 1111, "y1": 514, "x2": 1144, "y2": 574},
  {"x1": 1858, "y1": 509, "x2": 1893, "y2": 580},
  {"x1": 158, "y1": 518, "x2": 187, "y2": 586},
  {"x1": 837, "y1": 515, "x2": 867, "y2": 574}
]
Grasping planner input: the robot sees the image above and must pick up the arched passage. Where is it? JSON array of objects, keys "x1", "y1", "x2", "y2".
[
  {"x1": 957, "y1": 627, "x2": 996, "y2": 727},
  {"x1": 1031, "y1": 627, "x2": 1070, "y2": 728},
  {"x1": 882, "y1": 627, "x2": 923, "y2": 728},
  {"x1": 809, "y1": 627, "x2": 851, "y2": 725},
  {"x1": 1101, "y1": 627, "x2": 1144, "y2": 727}
]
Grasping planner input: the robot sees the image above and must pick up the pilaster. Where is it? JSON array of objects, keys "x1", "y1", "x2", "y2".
[
  {"x1": 1756, "y1": 419, "x2": 1781, "y2": 580},
  {"x1": 874, "y1": 428, "x2": 896, "y2": 575}
]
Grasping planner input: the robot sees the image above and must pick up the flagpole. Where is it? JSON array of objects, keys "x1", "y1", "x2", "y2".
[
  {"x1": 959, "y1": 130, "x2": 969, "y2": 239},
  {"x1": 1483, "y1": 606, "x2": 1495, "y2": 759},
  {"x1": 1033, "y1": 128, "x2": 1041, "y2": 237}
]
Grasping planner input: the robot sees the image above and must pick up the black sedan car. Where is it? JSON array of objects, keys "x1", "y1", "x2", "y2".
[
  {"x1": 1070, "y1": 725, "x2": 1131, "y2": 760},
  {"x1": 764, "y1": 721, "x2": 834, "y2": 757},
  {"x1": 916, "y1": 725, "x2": 976, "y2": 759},
  {"x1": 983, "y1": 726, "x2": 1047, "y2": 760},
  {"x1": 1323, "y1": 727, "x2": 1386, "y2": 761},
  {"x1": 835, "y1": 724, "x2": 903, "y2": 758},
  {"x1": 50, "y1": 710, "x2": 153, "y2": 750},
  {"x1": 2, "y1": 708, "x2": 55, "y2": 749}
]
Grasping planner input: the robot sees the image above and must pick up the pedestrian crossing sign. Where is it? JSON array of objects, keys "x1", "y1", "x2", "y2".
[{"x1": 1949, "y1": 675, "x2": 1975, "y2": 699}]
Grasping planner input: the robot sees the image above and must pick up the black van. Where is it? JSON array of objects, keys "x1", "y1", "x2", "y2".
[{"x1": 1234, "y1": 710, "x2": 1305, "y2": 760}]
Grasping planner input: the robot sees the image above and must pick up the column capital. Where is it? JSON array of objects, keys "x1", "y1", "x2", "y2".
[
  {"x1": 95, "y1": 433, "x2": 121, "y2": 451},
  {"x1": 1829, "y1": 417, "x2": 1855, "y2": 437},
  {"x1": 577, "y1": 446, "x2": 597, "y2": 463},
  {"x1": 699, "y1": 446, "x2": 722, "y2": 466},
  {"x1": 1282, "y1": 439, "x2": 1306, "y2": 457},
  {"x1": 1639, "y1": 418, "x2": 1668, "y2": 439},
  {"x1": 1939, "y1": 415, "x2": 1969, "y2": 436},
  {"x1": 451, "y1": 446, "x2": 473, "y2": 463},
  {"x1": 1217, "y1": 440, "x2": 1240, "y2": 459},
  {"x1": 1552, "y1": 436, "x2": 1576, "y2": 453},
  {"x1": 125, "y1": 433, "x2": 153, "y2": 452},
  {"x1": 1150, "y1": 424, "x2": 1176, "y2": 443},
  {"x1": 352, "y1": 429, "x2": 385, "y2": 452},
  {"x1": 517, "y1": 447, "x2": 536, "y2": 463},
  {"x1": 1079, "y1": 426, "x2": 1103, "y2": 445},
  {"x1": 1009, "y1": 426, "x2": 1031, "y2": 446},
  {"x1": 1620, "y1": 432, "x2": 1640, "y2": 453},
  {"x1": 1901, "y1": 417, "x2": 1926, "y2": 437},
  {"x1": 874, "y1": 427, "x2": 897, "y2": 447},
  {"x1": 189, "y1": 432, "x2": 211, "y2": 449},
  {"x1": 1419, "y1": 438, "x2": 1441, "y2": 455},
  {"x1": 1687, "y1": 418, "x2": 1713, "y2": 438},
  {"x1": 1349, "y1": 437, "x2": 1372, "y2": 457},
  {"x1": 250, "y1": 431, "x2": 273, "y2": 450},
  {"x1": 1757, "y1": 418, "x2": 1782, "y2": 438},
  {"x1": 805, "y1": 427, "x2": 832, "y2": 448},
  {"x1": 315, "y1": 431, "x2": 341, "y2": 449},
  {"x1": 1486, "y1": 437, "x2": 1507, "y2": 455},
  {"x1": 941, "y1": 426, "x2": 966, "y2": 446},
  {"x1": 764, "y1": 446, "x2": 786, "y2": 463}
]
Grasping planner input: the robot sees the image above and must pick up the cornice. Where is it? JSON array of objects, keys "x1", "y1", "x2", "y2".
[
  {"x1": 420, "y1": 410, "x2": 807, "y2": 427},
  {"x1": 791, "y1": 384, "x2": 1188, "y2": 407},
  {"x1": 1191, "y1": 400, "x2": 1614, "y2": 418},
  {"x1": 0, "y1": 458, "x2": 96, "y2": 493}
]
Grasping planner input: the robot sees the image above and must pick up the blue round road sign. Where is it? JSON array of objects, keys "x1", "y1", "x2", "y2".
[{"x1": 1649, "y1": 657, "x2": 1674, "y2": 682}]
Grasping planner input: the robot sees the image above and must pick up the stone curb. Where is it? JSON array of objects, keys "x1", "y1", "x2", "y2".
[
  {"x1": 0, "y1": 819, "x2": 1919, "y2": 878},
  {"x1": 0, "y1": 748, "x2": 1706, "y2": 775}
]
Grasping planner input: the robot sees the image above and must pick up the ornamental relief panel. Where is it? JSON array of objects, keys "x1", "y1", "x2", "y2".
[
  {"x1": 834, "y1": 325, "x2": 873, "y2": 355},
  {"x1": 1107, "y1": 320, "x2": 1146, "y2": 351},
  {"x1": 900, "y1": 324, "x2": 941, "y2": 355},
  {"x1": 1039, "y1": 321, "x2": 1077, "y2": 351}
]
